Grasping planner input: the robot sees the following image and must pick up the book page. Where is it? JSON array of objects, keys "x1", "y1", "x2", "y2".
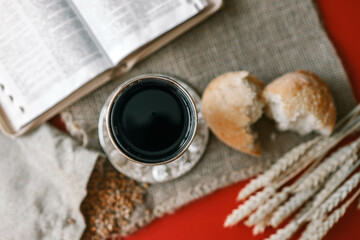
[
  {"x1": 0, "y1": 0, "x2": 112, "y2": 131},
  {"x1": 71, "y1": 0, "x2": 208, "y2": 64}
]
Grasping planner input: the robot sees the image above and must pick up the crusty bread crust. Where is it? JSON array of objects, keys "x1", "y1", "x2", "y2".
[
  {"x1": 202, "y1": 71, "x2": 264, "y2": 156},
  {"x1": 263, "y1": 70, "x2": 336, "y2": 134}
]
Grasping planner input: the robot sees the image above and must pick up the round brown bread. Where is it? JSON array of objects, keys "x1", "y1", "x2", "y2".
[
  {"x1": 262, "y1": 70, "x2": 336, "y2": 135},
  {"x1": 202, "y1": 71, "x2": 265, "y2": 156}
]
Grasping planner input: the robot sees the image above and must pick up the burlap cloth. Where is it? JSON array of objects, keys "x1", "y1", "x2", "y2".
[
  {"x1": 63, "y1": 0, "x2": 357, "y2": 235},
  {"x1": 0, "y1": 125, "x2": 100, "y2": 239}
]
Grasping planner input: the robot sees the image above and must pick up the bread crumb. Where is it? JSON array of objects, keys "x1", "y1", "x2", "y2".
[{"x1": 270, "y1": 132, "x2": 277, "y2": 141}]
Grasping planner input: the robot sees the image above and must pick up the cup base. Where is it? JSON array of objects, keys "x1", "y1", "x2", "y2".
[{"x1": 98, "y1": 77, "x2": 209, "y2": 183}]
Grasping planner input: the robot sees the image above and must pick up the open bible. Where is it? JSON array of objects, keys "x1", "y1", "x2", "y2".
[{"x1": 0, "y1": 0, "x2": 222, "y2": 136}]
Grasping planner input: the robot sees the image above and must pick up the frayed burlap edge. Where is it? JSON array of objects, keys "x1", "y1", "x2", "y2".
[{"x1": 61, "y1": 111, "x2": 89, "y2": 147}]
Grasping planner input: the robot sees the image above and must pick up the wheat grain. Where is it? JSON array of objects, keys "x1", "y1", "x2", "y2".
[
  {"x1": 224, "y1": 187, "x2": 275, "y2": 227},
  {"x1": 294, "y1": 198, "x2": 313, "y2": 221},
  {"x1": 276, "y1": 136, "x2": 342, "y2": 190},
  {"x1": 297, "y1": 138, "x2": 360, "y2": 192},
  {"x1": 266, "y1": 192, "x2": 323, "y2": 240},
  {"x1": 237, "y1": 137, "x2": 321, "y2": 200},
  {"x1": 237, "y1": 175, "x2": 267, "y2": 201},
  {"x1": 313, "y1": 172, "x2": 360, "y2": 219},
  {"x1": 239, "y1": 135, "x2": 338, "y2": 202},
  {"x1": 266, "y1": 195, "x2": 321, "y2": 240},
  {"x1": 267, "y1": 156, "x2": 323, "y2": 228},
  {"x1": 266, "y1": 150, "x2": 329, "y2": 228},
  {"x1": 253, "y1": 217, "x2": 270, "y2": 235},
  {"x1": 270, "y1": 188, "x2": 317, "y2": 227},
  {"x1": 266, "y1": 168, "x2": 358, "y2": 240},
  {"x1": 311, "y1": 208, "x2": 345, "y2": 240},
  {"x1": 253, "y1": 222, "x2": 266, "y2": 235},
  {"x1": 300, "y1": 135, "x2": 339, "y2": 162},
  {"x1": 244, "y1": 146, "x2": 325, "y2": 228},
  {"x1": 299, "y1": 218, "x2": 324, "y2": 240},
  {"x1": 302, "y1": 184, "x2": 360, "y2": 240},
  {"x1": 266, "y1": 221, "x2": 299, "y2": 240},
  {"x1": 306, "y1": 188, "x2": 360, "y2": 240},
  {"x1": 301, "y1": 205, "x2": 346, "y2": 240},
  {"x1": 312, "y1": 157, "x2": 360, "y2": 207},
  {"x1": 246, "y1": 187, "x2": 291, "y2": 226}
]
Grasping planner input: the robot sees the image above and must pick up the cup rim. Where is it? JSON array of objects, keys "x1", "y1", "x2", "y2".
[{"x1": 106, "y1": 74, "x2": 198, "y2": 166}]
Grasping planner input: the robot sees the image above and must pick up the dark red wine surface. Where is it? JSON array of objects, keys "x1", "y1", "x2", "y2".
[{"x1": 110, "y1": 79, "x2": 192, "y2": 163}]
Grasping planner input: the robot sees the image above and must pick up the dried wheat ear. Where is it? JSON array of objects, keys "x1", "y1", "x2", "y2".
[{"x1": 224, "y1": 105, "x2": 360, "y2": 240}]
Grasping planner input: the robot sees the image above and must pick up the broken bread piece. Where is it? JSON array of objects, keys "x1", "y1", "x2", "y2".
[
  {"x1": 202, "y1": 71, "x2": 264, "y2": 156},
  {"x1": 262, "y1": 70, "x2": 336, "y2": 135}
]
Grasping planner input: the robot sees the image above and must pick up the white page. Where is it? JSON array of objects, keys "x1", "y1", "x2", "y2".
[
  {"x1": 71, "y1": 0, "x2": 208, "y2": 64},
  {"x1": 0, "y1": 0, "x2": 112, "y2": 130}
]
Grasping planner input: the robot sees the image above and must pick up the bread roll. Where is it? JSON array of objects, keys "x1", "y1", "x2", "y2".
[
  {"x1": 262, "y1": 70, "x2": 336, "y2": 135},
  {"x1": 202, "y1": 71, "x2": 264, "y2": 156}
]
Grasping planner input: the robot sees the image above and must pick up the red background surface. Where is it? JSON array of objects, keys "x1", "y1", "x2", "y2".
[
  {"x1": 122, "y1": 1, "x2": 360, "y2": 240},
  {"x1": 50, "y1": 0, "x2": 360, "y2": 239}
]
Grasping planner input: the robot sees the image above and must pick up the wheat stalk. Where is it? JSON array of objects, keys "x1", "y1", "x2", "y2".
[
  {"x1": 310, "y1": 207, "x2": 345, "y2": 240},
  {"x1": 265, "y1": 196, "x2": 322, "y2": 240},
  {"x1": 332, "y1": 105, "x2": 360, "y2": 132},
  {"x1": 225, "y1": 106, "x2": 360, "y2": 239},
  {"x1": 297, "y1": 138, "x2": 360, "y2": 192},
  {"x1": 224, "y1": 187, "x2": 275, "y2": 227},
  {"x1": 239, "y1": 135, "x2": 339, "y2": 202},
  {"x1": 246, "y1": 187, "x2": 291, "y2": 226},
  {"x1": 313, "y1": 171, "x2": 360, "y2": 219},
  {"x1": 257, "y1": 148, "x2": 359, "y2": 239},
  {"x1": 237, "y1": 175, "x2": 267, "y2": 201},
  {"x1": 277, "y1": 136, "x2": 344, "y2": 191},
  {"x1": 270, "y1": 140, "x2": 360, "y2": 228},
  {"x1": 301, "y1": 188, "x2": 360, "y2": 240},
  {"x1": 276, "y1": 170, "x2": 360, "y2": 240},
  {"x1": 238, "y1": 124, "x2": 355, "y2": 201},
  {"x1": 270, "y1": 188, "x2": 317, "y2": 227},
  {"x1": 265, "y1": 197, "x2": 324, "y2": 240},
  {"x1": 244, "y1": 145, "x2": 328, "y2": 227},
  {"x1": 300, "y1": 209, "x2": 344, "y2": 240},
  {"x1": 253, "y1": 216, "x2": 271, "y2": 235},
  {"x1": 312, "y1": 157, "x2": 360, "y2": 207},
  {"x1": 299, "y1": 220, "x2": 322, "y2": 240},
  {"x1": 272, "y1": 157, "x2": 360, "y2": 238},
  {"x1": 253, "y1": 222, "x2": 266, "y2": 235},
  {"x1": 246, "y1": 155, "x2": 321, "y2": 228},
  {"x1": 226, "y1": 137, "x2": 356, "y2": 228},
  {"x1": 237, "y1": 137, "x2": 321, "y2": 200},
  {"x1": 266, "y1": 221, "x2": 298, "y2": 240},
  {"x1": 294, "y1": 198, "x2": 313, "y2": 221}
]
